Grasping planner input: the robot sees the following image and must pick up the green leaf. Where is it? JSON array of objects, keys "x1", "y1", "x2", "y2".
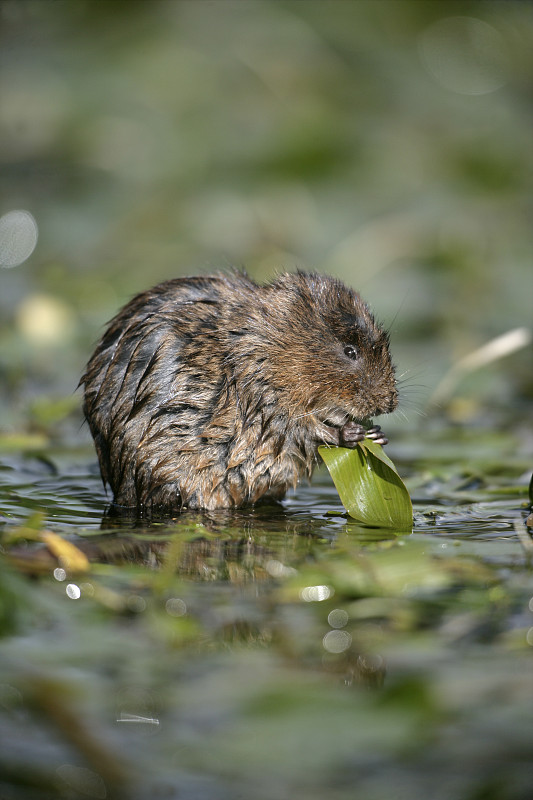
[{"x1": 318, "y1": 442, "x2": 413, "y2": 531}]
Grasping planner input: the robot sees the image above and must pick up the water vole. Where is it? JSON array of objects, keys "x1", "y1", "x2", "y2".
[{"x1": 82, "y1": 271, "x2": 398, "y2": 511}]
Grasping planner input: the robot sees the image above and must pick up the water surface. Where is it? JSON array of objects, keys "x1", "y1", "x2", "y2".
[{"x1": 1, "y1": 426, "x2": 531, "y2": 800}]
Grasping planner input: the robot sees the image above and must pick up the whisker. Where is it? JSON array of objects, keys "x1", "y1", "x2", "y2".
[
  {"x1": 396, "y1": 369, "x2": 428, "y2": 384},
  {"x1": 293, "y1": 406, "x2": 330, "y2": 421},
  {"x1": 393, "y1": 408, "x2": 410, "y2": 423},
  {"x1": 383, "y1": 292, "x2": 409, "y2": 337}
]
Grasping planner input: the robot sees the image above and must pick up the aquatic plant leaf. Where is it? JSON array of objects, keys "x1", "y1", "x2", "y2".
[
  {"x1": 318, "y1": 442, "x2": 412, "y2": 530},
  {"x1": 41, "y1": 531, "x2": 90, "y2": 573}
]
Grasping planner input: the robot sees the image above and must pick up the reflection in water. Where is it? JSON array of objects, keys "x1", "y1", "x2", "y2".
[
  {"x1": 1, "y1": 448, "x2": 527, "y2": 715},
  {"x1": 70, "y1": 497, "x2": 389, "y2": 690},
  {"x1": 0, "y1": 475, "x2": 390, "y2": 689}
]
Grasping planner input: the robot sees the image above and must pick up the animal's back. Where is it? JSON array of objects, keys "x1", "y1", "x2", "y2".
[{"x1": 82, "y1": 272, "x2": 259, "y2": 509}]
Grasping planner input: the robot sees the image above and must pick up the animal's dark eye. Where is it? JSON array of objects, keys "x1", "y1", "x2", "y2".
[{"x1": 343, "y1": 345, "x2": 358, "y2": 360}]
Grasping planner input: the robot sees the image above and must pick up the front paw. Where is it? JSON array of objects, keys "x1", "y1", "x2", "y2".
[{"x1": 339, "y1": 421, "x2": 366, "y2": 448}]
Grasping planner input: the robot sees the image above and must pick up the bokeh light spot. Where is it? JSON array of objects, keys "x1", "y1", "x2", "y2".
[
  {"x1": 419, "y1": 16, "x2": 507, "y2": 95},
  {"x1": 357, "y1": 653, "x2": 384, "y2": 673},
  {"x1": 15, "y1": 293, "x2": 76, "y2": 345},
  {"x1": 328, "y1": 608, "x2": 349, "y2": 629},
  {"x1": 265, "y1": 559, "x2": 297, "y2": 578},
  {"x1": 300, "y1": 585, "x2": 333, "y2": 602},
  {"x1": 165, "y1": 597, "x2": 187, "y2": 617},
  {"x1": 127, "y1": 594, "x2": 147, "y2": 613},
  {"x1": 66, "y1": 583, "x2": 81, "y2": 600},
  {"x1": 0, "y1": 210, "x2": 38, "y2": 267},
  {"x1": 323, "y1": 629, "x2": 352, "y2": 653}
]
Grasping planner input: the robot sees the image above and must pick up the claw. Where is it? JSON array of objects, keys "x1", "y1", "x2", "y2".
[
  {"x1": 325, "y1": 421, "x2": 390, "y2": 449},
  {"x1": 365, "y1": 424, "x2": 388, "y2": 446}
]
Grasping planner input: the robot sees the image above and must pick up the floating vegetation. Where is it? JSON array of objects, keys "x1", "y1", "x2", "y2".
[{"x1": 319, "y1": 439, "x2": 413, "y2": 530}]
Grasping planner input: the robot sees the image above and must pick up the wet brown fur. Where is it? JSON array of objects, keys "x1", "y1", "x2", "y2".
[{"x1": 81, "y1": 271, "x2": 398, "y2": 511}]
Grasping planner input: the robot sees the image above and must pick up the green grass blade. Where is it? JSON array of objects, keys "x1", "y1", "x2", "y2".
[{"x1": 318, "y1": 443, "x2": 413, "y2": 531}]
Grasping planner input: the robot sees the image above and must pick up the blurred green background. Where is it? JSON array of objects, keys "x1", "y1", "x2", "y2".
[{"x1": 1, "y1": 0, "x2": 532, "y2": 441}]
